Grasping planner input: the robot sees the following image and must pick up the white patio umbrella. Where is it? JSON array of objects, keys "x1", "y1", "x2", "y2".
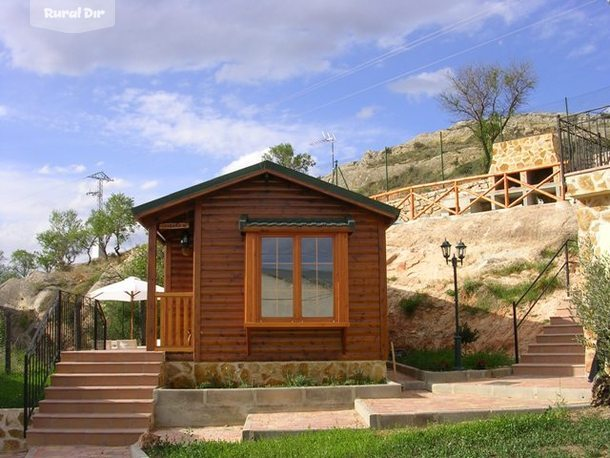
[{"x1": 88, "y1": 276, "x2": 164, "y2": 340}]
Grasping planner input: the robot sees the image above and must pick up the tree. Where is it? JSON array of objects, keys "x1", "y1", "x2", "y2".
[
  {"x1": 438, "y1": 62, "x2": 536, "y2": 169},
  {"x1": 105, "y1": 193, "x2": 137, "y2": 257},
  {"x1": 10, "y1": 249, "x2": 37, "y2": 277},
  {"x1": 87, "y1": 209, "x2": 113, "y2": 259},
  {"x1": 0, "y1": 250, "x2": 16, "y2": 284},
  {"x1": 36, "y1": 209, "x2": 89, "y2": 269},
  {"x1": 263, "y1": 143, "x2": 316, "y2": 173}
]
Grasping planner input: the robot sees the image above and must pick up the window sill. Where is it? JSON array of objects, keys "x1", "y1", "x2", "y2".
[{"x1": 244, "y1": 321, "x2": 350, "y2": 329}]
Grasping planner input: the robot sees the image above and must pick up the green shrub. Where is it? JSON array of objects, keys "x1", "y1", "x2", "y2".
[
  {"x1": 283, "y1": 373, "x2": 315, "y2": 387},
  {"x1": 398, "y1": 293, "x2": 429, "y2": 317},
  {"x1": 397, "y1": 348, "x2": 512, "y2": 371},
  {"x1": 462, "y1": 278, "x2": 483, "y2": 295},
  {"x1": 458, "y1": 322, "x2": 480, "y2": 346}
]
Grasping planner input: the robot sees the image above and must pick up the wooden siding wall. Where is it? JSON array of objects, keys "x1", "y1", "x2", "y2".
[
  {"x1": 165, "y1": 232, "x2": 193, "y2": 293},
  {"x1": 197, "y1": 175, "x2": 389, "y2": 362}
]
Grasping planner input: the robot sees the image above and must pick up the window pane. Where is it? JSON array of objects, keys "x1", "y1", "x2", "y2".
[
  {"x1": 261, "y1": 237, "x2": 293, "y2": 317},
  {"x1": 301, "y1": 237, "x2": 334, "y2": 318}
]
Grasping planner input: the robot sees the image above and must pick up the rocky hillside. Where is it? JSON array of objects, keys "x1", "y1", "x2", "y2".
[
  {"x1": 386, "y1": 201, "x2": 578, "y2": 354},
  {"x1": 333, "y1": 113, "x2": 558, "y2": 195}
]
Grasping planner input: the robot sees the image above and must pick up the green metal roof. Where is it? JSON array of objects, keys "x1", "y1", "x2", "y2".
[
  {"x1": 238, "y1": 216, "x2": 356, "y2": 232},
  {"x1": 132, "y1": 160, "x2": 399, "y2": 221}
]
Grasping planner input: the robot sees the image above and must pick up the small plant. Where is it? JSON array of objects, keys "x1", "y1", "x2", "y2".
[
  {"x1": 445, "y1": 289, "x2": 455, "y2": 297},
  {"x1": 388, "y1": 275, "x2": 398, "y2": 282},
  {"x1": 459, "y1": 322, "x2": 480, "y2": 347},
  {"x1": 399, "y1": 293, "x2": 427, "y2": 317},
  {"x1": 283, "y1": 373, "x2": 315, "y2": 387},
  {"x1": 462, "y1": 278, "x2": 483, "y2": 296}
]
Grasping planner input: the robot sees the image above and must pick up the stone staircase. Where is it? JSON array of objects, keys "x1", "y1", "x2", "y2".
[
  {"x1": 512, "y1": 310, "x2": 585, "y2": 377},
  {"x1": 27, "y1": 350, "x2": 164, "y2": 446}
]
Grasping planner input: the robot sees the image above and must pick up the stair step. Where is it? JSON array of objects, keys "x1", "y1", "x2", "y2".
[
  {"x1": 44, "y1": 386, "x2": 156, "y2": 400},
  {"x1": 26, "y1": 428, "x2": 145, "y2": 446},
  {"x1": 38, "y1": 399, "x2": 154, "y2": 414},
  {"x1": 50, "y1": 373, "x2": 159, "y2": 387},
  {"x1": 512, "y1": 363, "x2": 585, "y2": 377},
  {"x1": 543, "y1": 324, "x2": 583, "y2": 335},
  {"x1": 31, "y1": 413, "x2": 151, "y2": 430},
  {"x1": 536, "y1": 333, "x2": 583, "y2": 344},
  {"x1": 520, "y1": 353, "x2": 585, "y2": 365},
  {"x1": 61, "y1": 350, "x2": 164, "y2": 363},
  {"x1": 549, "y1": 316, "x2": 578, "y2": 326},
  {"x1": 56, "y1": 362, "x2": 161, "y2": 374},
  {"x1": 527, "y1": 343, "x2": 585, "y2": 354}
]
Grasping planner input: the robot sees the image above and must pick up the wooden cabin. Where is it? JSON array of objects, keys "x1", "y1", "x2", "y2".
[{"x1": 133, "y1": 161, "x2": 399, "y2": 384}]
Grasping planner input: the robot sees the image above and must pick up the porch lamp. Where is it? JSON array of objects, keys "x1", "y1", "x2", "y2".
[
  {"x1": 180, "y1": 231, "x2": 192, "y2": 256},
  {"x1": 441, "y1": 239, "x2": 467, "y2": 370}
]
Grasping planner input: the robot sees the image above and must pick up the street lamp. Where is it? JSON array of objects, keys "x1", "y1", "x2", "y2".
[{"x1": 441, "y1": 239, "x2": 467, "y2": 370}]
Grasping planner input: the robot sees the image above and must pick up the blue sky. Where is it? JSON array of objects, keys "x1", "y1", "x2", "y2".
[{"x1": 0, "y1": 0, "x2": 609, "y2": 255}]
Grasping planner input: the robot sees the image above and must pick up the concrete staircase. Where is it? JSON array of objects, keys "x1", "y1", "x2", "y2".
[
  {"x1": 512, "y1": 310, "x2": 585, "y2": 377},
  {"x1": 27, "y1": 350, "x2": 164, "y2": 446}
]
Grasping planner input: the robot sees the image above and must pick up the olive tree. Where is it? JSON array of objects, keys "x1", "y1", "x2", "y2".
[
  {"x1": 438, "y1": 62, "x2": 536, "y2": 169},
  {"x1": 263, "y1": 143, "x2": 316, "y2": 173}
]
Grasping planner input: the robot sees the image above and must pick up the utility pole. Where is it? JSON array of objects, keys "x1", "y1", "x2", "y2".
[
  {"x1": 440, "y1": 132, "x2": 445, "y2": 181},
  {"x1": 86, "y1": 171, "x2": 113, "y2": 210},
  {"x1": 384, "y1": 147, "x2": 390, "y2": 192}
]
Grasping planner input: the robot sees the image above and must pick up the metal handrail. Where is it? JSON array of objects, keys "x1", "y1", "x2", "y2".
[
  {"x1": 511, "y1": 239, "x2": 575, "y2": 363},
  {"x1": 23, "y1": 291, "x2": 107, "y2": 435}
]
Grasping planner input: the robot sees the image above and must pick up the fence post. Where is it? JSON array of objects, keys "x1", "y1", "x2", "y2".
[
  {"x1": 4, "y1": 310, "x2": 11, "y2": 374},
  {"x1": 565, "y1": 241, "x2": 571, "y2": 297},
  {"x1": 93, "y1": 301, "x2": 98, "y2": 350},
  {"x1": 74, "y1": 298, "x2": 82, "y2": 351},
  {"x1": 512, "y1": 301, "x2": 519, "y2": 364}
]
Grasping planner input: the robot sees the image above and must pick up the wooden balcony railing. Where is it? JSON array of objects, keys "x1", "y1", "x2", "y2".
[
  {"x1": 155, "y1": 292, "x2": 194, "y2": 352},
  {"x1": 370, "y1": 163, "x2": 564, "y2": 222}
]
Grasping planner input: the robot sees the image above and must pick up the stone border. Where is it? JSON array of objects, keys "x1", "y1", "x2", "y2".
[
  {"x1": 154, "y1": 382, "x2": 402, "y2": 428},
  {"x1": 389, "y1": 362, "x2": 512, "y2": 389},
  {"x1": 0, "y1": 408, "x2": 26, "y2": 454}
]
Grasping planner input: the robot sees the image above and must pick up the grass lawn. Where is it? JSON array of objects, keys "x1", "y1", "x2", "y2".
[
  {"x1": 0, "y1": 371, "x2": 24, "y2": 408},
  {"x1": 147, "y1": 409, "x2": 610, "y2": 458},
  {"x1": 396, "y1": 348, "x2": 513, "y2": 372}
]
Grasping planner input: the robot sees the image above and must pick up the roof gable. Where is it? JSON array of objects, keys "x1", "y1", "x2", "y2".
[{"x1": 133, "y1": 161, "x2": 399, "y2": 222}]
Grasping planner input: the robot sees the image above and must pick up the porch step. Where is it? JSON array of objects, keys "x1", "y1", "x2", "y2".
[
  {"x1": 38, "y1": 399, "x2": 154, "y2": 414},
  {"x1": 44, "y1": 386, "x2": 157, "y2": 400},
  {"x1": 549, "y1": 316, "x2": 578, "y2": 326},
  {"x1": 60, "y1": 350, "x2": 164, "y2": 363},
  {"x1": 527, "y1": 343, "x2": 585, "y2": 354},
  {"x1": 26, "y1": 428, "x2": 144, "y2": 447},
  {"x1": 519, "y1": 353, "x2": 584, "y2": 365},
  {"x1": 30, "y1": 413, "x2": 151, "y2": 430},
  {"x1": 27, "y1": 350, "x2": 164, "y2": 447},
  {"x1": 542, "y1": 324, "x2": 583, "y2": 335},
  {"x1": 50, "y1": 373, "x2": 159, "y2": 387},
  {"x1": 56, "y1": 361, "x2": 161, "y2": 374},
  {"x1": 512, "y1": 363, "x2": 585, "y2": 377}
]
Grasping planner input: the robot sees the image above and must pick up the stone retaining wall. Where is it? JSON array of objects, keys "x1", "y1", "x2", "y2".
[
  {"x1": 0, "y1": 409, "x2": 26, "y2": 454},
  {"x1": 490, "y1": 133, "x2": 559, "y2": 173},
  {"x1": 161, "y1": 360, "x2": 387, "y2": 389},
  {"x1": 154, "y1": 382, "x2": 402, "y2": 427}
]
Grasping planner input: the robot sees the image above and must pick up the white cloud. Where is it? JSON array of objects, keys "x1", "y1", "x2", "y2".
[
  {"x1": 37, "y1": 163, "x2": 87, "y2": 175},
  {"x1": 568, "y1": 43, "x2": 596, "y2": 59},
  {"x1": 221, "y1": 150, "x2": 269, "y2": 175},
  {"x1": 0, "y1": 105, "x2": 8, "y2": 117},
  {"x1": 356, "y1": 106, "x2": 378, "y2": 119},
  {"x1": 140, "y1": 180, "x2": 159, "y2": 190},
  {"x1": 0, "y1": 1, "x2": 533, "y2": 82},
  {"x1": 106, "y1": 89, "x2": 317, "y2": 159},
  {"x1": 388, "y1": 67, "x2": 454, "y2": 98}
]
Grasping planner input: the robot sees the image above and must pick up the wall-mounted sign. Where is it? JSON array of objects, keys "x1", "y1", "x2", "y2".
[{"x1": 159, "y1": 222, "x2": 190, "y2": 230}]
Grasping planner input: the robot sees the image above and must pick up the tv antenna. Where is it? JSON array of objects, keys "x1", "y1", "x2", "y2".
[
  {"x1": 86, "y1": 171, "x2": 113, "y2": 210},
  {"x1": 311, "y1": 132, "x2": 337, "y2": 184}
]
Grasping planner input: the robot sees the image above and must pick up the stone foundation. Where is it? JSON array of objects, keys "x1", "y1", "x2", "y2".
[
  {"x1": 0, "y1": 409, "x2": 26, "y2": 454},
  {"x1": 161, "y1": 360, "x2": 387, "y2": 388}
]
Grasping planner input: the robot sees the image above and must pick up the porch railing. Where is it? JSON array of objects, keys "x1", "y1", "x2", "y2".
[
  {"x1": 155, "y1": 292, "x2": 194, "y2": 352},
  {"x1": 370, "y1": 163, "x2": 563, "y2": 222},
  {"x1": 24, "y1": 291, "x2": 106, "y2": 435}
]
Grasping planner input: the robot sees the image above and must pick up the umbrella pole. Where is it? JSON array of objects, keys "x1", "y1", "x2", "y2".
[{"x1": 130, "y1": 297, "x2": 134, "y2": 340}]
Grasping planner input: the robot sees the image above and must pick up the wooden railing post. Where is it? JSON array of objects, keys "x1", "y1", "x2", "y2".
[
  {"x1": 454, "y1": 181, "x2": 460, "y2": 215},
  {"x1": 503, "y1": 174, "x2": 509, "y2": 208},
  {"x1": 410, "y1": 189, "x2": 415, "y2": 219}
]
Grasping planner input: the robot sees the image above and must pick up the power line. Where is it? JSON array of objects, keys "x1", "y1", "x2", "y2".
[{"x1": 296, "y1": 0, "x2": 597, "y2": 116}]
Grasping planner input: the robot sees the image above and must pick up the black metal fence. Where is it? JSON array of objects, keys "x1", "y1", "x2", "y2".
[
  {"x1": 0, "y1": 308, "x2": 10, "y2": 373},
  {"x1": 23, "y1": 291, "x2": 106, "y2": 435},
  {"x1": 559, "y1": 105, "x2": 610, "y2": 174}
]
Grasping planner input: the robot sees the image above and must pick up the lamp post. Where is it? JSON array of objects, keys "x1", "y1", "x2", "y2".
[{"x1": 441, "y1": 239, "x2": 467, "y2": 370}]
